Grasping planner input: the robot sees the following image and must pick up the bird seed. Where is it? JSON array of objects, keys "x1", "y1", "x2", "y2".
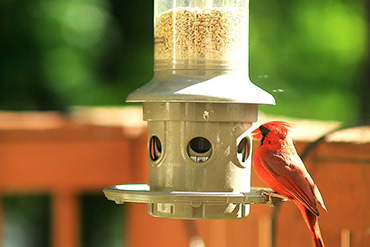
[{"x1": 154, "y1": 7, "x2": 249, "y2": 62}]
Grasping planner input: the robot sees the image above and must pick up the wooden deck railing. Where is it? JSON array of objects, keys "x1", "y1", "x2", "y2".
[{"x1": 0, "y1": 108, "x2": 369, "y2": 247}]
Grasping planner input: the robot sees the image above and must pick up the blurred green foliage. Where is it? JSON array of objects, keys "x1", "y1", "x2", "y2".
[
  {"x1": 0, "y1": 0, "x2": 368, "y2": 121},
  {"x1": 0, "y1": 0, "x2": 153, "y2": 111},
  {"x1": 80, "y1": 193, "x2": 125, "y2": 247},
  {"x1": 3, "y1": 194, "x2": 51, "y2": 247},
  {"x1": 250, "y1": 0, "x2": 369, "y2": 121}
]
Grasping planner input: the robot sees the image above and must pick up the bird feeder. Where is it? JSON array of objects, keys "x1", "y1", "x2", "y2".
[{"x1": 104, "y1": 0, "x2": 283, "y2": 219}]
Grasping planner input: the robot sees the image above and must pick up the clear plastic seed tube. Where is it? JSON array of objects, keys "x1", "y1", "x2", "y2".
[{"x1": 154, "y1": 0, "x2": 249, "y2": 71}]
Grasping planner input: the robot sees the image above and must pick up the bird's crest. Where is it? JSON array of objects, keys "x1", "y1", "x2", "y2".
[{"x1": 262, "y1": 121, "x2": 294, "y2": 138}]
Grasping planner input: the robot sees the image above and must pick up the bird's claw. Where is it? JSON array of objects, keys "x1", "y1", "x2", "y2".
[
  {"x1": 259, "y1": 189, "x2": 274, "y2": 205},
  {"x1": 258, "y1": 189, "x2": 287, "y2": 207}
]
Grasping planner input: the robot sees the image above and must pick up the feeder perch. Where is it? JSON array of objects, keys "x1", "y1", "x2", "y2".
[{"x1": 104, "y1": 0, "x2": 285, "y2": 219}]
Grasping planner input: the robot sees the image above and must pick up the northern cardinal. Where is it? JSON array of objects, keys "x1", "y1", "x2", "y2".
[{"x1": 251, "y1": 121, "x2": 327, "y2": 247}]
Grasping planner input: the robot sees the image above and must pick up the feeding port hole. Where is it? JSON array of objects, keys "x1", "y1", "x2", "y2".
[
  {"x1": 187, "y1": 137, "x2": 212, "y2": 163},
  {"x1": 237, "y1": 137, "x2": 251, "y2": 163},
  {"x1": 149, "y1": 135, "x2": 162, "y2": 161}
]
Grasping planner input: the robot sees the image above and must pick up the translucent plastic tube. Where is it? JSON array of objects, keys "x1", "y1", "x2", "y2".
[{"x1": 154, "y1": 0, "x2": 249, "y2": 71}]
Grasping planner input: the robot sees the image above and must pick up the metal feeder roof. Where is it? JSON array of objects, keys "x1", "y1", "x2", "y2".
[{"x1": 126, "y1": 72, "x2": 275, "y2": 105}]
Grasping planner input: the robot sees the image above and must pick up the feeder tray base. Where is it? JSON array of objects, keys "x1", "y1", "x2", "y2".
[{"x1": 103, "y1": 184, "x2": 286, "y2": 219}]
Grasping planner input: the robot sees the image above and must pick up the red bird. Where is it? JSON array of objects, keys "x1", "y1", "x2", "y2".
[{"x1": 251, "y1": 121, "x2": 327, "y2": 247}]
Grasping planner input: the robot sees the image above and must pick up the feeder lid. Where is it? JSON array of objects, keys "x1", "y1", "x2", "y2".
[
  {"x1": 103, "y1": 184, "x2": 286, "y2": 206},
  {"x1": 127, "y1": 73, "x2": 275, "y2": 105}
]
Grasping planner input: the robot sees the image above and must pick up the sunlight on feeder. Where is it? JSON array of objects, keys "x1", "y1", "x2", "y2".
[{"x1": 104, "y1": 0, "x2": 285, "y2": 220}]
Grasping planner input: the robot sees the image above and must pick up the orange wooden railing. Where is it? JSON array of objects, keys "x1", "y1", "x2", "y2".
[
  {"x1": 0, "y1": 109, "x2": 369, "y2": 247},
  {"x1": 0, "y1": 109, "x2": 147, "y2": 247}
]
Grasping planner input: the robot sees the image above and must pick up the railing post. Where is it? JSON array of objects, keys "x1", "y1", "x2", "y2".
[{"x1": 52, "y1": 191, "x2": 79, "y2": 247}]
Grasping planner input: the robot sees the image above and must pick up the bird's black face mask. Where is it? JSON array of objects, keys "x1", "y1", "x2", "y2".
[{"x1": 259, "y1": 125, "x2": 270, "y2": 146}]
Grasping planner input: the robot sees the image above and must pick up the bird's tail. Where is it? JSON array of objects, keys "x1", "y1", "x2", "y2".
[{"x1": 295, "y1": 202, "x2": 325, "y2": 247}]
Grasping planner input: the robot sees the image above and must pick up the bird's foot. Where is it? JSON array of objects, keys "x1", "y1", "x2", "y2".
[
  {"x1": 258, "y1": 189, "x2": 288, "y2": 207},
  {"x1": 259, "y1": 189, "x2": 274, "y2": 205}
]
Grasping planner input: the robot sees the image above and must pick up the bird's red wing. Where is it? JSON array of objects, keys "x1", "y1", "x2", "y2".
[{"x1": 258, "y1": 150, "x2": 320, "y2": 217}]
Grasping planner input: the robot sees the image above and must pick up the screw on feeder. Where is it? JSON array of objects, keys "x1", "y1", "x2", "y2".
[
  {"x1": 202, "y1": 110, "x2": 210, "y2": 121},
  {"x1": 104, "y1": 0, "x2": 284, "y2": 220}
]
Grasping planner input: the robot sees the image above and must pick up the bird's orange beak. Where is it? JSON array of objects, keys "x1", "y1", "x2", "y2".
[{"x1": 250, "y1": 127, "x2": 263, "y2": 140}]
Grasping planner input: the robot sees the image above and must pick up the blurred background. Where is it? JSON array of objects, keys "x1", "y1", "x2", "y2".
[
  {"x1": 0, "y1": 0, "x2": 369, "y2": 247},
  {"x1": 1, "y1": 0, "x2": 369, "y2": 120}
]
